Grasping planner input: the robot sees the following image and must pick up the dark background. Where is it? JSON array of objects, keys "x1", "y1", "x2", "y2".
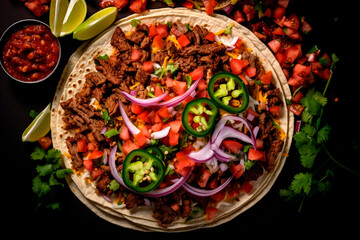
[{"x1": 1, "y1": 0, "x2": 359, "y2": 238}]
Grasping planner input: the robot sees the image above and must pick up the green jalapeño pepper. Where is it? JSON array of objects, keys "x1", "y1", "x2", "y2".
[
  {"x1": 182, "y1": 98, "x2": 219, "y2": 137},
  {"x1": 122, "y1": 149, "x2": 165, "y2": 193},
  {"x1": 208, "y1": 72, "x2": 249, "y2": 114}
]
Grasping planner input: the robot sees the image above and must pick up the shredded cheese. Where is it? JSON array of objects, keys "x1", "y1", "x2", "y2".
[
  {"x1": 130, "y1": 82, "x2": 140, "y2": 90},
  {"x1": 215, "y1": 23, "x2": 235, "y2": 35},
  {"x1": 225, "y1": 51, "x2": 239, "y2": 59},
  {"x1": 166, "y1": 35, "x2": 181, "y2": 49},
  {"x1": 125, "y1": 31, "x2": 132, "y2": 37},
  {"x1": 258, "y1": 91, "x2": 268, "y2": 103},
  {"x1": 162, "y1": 55, "x2": 169, "y2": 70}
]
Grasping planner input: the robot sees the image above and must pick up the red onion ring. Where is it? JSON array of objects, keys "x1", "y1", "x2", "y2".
[
  {"x1": 150, "y1": 126, "x2": 170, "y2": 139},
  {"x1": 212, "y1": 126, "x2": 253, "y2": 148},
  {"x1": 120, "y1": 91, "x2": 168, "y2": 106},
  {"x1": 118, "y1": 100, "x2": 140, "y2": 135},
  {"x1": 182, "y1": 175, "x2": 233, "y2": 197},
  {"x1": 187, "y1": 141, "x2": 214, "y2": 163},
  {"x1": 109, "y1": 144, "x2": 132, "y2": 192}
]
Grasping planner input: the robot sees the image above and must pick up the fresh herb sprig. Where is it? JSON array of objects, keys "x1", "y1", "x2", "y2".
[
  {"x1": 280, "y1": 54, "x2": 359, "y2": 211},
  {"x1": 31, "y1": 147, "x2": 73, "y2": 211}
]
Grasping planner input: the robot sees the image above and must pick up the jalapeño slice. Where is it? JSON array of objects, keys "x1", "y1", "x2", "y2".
[
  {"x1": 208, "y1": 72, "x2": 249, "y2": 114},
  {"x1": 182, "y1": 98, "x2": 219, "y2": 137},
  {"x1": 122, "y1": 149, "x2": 165, "y2": 193}
]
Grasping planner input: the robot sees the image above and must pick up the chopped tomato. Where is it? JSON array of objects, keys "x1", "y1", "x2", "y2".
[
  {"x1": 205, "y1": 32, "x2": 216, "y2": 42},
  {"x1": 83, "y1": 159, "x2": 93, "y2": 173},
  {"x1": 196, "y1": 168, "x2": 212, "y2": 188},
  {"x1": 173, "y1": 80, "x2": 187, "y2": 95},
  {"x1": 122, "y1": 140, "x2": 140, "y2": 155},
  {"x1": 198, "y1": 78, "x2": 207, "y2": 91},
  {"x1": 148, "y1": 24, "x2": 157, "y2": 38},
  {"x1": 153, "y1": 35, "x2": 165, "y2": 49},
  {"x1": 140, "y1": 125, "x2": 151, "y2": 138},
  {"x1": 143, "y1": 60, "x2": 153, "y2": 73},
  {"x1": 169, "y1": 131, "x2": 180, "y2": 146},
  {"x1": 285, "y1": 45, "x2": 301, "y2": 64},
  {"x1": 267, "y1": 39, "x2": 281, "y2": 53},
  {"x1": 234, "y1": 38, "x2": 243, "y2": 49},
  {"x1": 131, "y1": 49, "x2": 142, "y2": 62},
  {"x1": 269, "y1": 106, "x2": 280, "y2": 118},
  {"x1": 245, "y1": 66, "x2": 256, "y2": 78},
  {"x1": 168, "y1": 120, "x2": 182, "y2": 133},
  {"x1": 222, "y1": 140, "x2": 243, "y2": 154},
  {"x1": 99, "y1": 0, "x2": 128, "y2": 9},
  {"x1": 248, "y1": 148, "x2": 265, "y2": 161},
  {"x1": 256, "y1": 139, "x2": 264, "y2": 149},
  {"x1": 230, "y1": 162, "x2": 244, "y2": 179},
  {"x1": 275, "y1": 52, "x2": 287, "y2": 65},
  {"x1": 233, "y1": 10, "x2": 245, "y2": 23},
  {"x1": 289, "y1": 103, "x2": 305, "y2": 116},
  {"x1": 283, "y1": 14, "x2": 300, "y2": 30},
  {"x1": 259, "y1": 71, "x2": 272, "y2": 85},
  {"x1": 119, "y1": 125, "x2": 130, "y2": 141},
  {"x1": 243, "y1": 4, "x2": 256, "y2": 21},
  {"x1": 157, "y1": 106, "x2": 170, "y2": 119},
  {"x1": 272, "y1": 27, "x2": 286, "y2": 36},
  {"x1": 230, "y1": 59, "x2": 249, "y2": 75},
  {"x1": 272, "y1": 6, "x2": 286, "y2": 19},
  {"x1": 38, "y1": 136, "x2": 52, "y2": 150},
  {"x1": 88, "y1": 150, "x2": 103, "y2": 160},
  {"x1": 130, "y1": 102, "x2": 143, "y2": 114},
  {"x1": 129, "y1": 0, "x2": 146, "y2": 13},
  {"x1": 174, "y1": 151, "x2": 195, "y2": 176},
  {"x1": 24, "y1": 0, "x2": 49, "y2": 17},
  {"x1": 151, "y1": 122, "x2": 164, "y2": 132},
  {"x1": 182, "y1": 1, "x2": 194, "y2": 9},
  {"x1": 137, "y1": 110, "x2": 150, "y2": 123},
  {"x1": 156, "y1": 24, "x2": 169, "y2": 38},
  {"x1": 240, "y1": 181, "x2": 253, "y2": 193},
  {"x1": 206, "y1": 207, "x2": 219, "y2": 221},
  {"x1": 287, "y1": 75, "x2": 305, "y2": 87},
  {"x1": 91, "y1": 168, "x2": 103, "y2": 180},
  {"x1": 87, "y1": 142, "x2": 96, "y2": 151},
  {"x1": 76, "y1": 139, "x2": 87, "y2": 153},
  {"x1": 228, "y1": 186, "x2": 240, "y2": 198},
  {"x1": 154, "y1": 83, "x2": 164, "y2": 97},
  {"x1": 189, "y1": 67, "x2": 204, "y2": 81},
  {"x1": 292, "y1": 64, "x2": 311, "y2": 78},
  {"x1": 292, "y1": 90, "x2": 303, "y2": 103},
  {"x1": 182, "y1": 144, "x2": 195, "y2": 154},
  {"x1": 277, "y1": 0, "x2": 289, "y2": 8},
  {"x1": 300, "y1": 19, "x2": 312, "y2": 34},
  {"x1": 211, "y1": 190, "x2": 226, "y2": 202},
  {"x1": 204, "y1": 0, "x2": 218, "y2": 15},
  {"x1": 178, "y1": 34, "x2": 190, "y2": 47}
]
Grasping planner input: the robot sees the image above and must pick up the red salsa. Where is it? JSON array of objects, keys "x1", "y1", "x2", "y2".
[{"x1": 2, "y1": 24, "x2": 59, "y2": 82}]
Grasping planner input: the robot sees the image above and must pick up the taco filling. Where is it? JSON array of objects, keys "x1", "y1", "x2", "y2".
[{"x1": 59, "y1": 19, "x2": 285, "y2": 227}]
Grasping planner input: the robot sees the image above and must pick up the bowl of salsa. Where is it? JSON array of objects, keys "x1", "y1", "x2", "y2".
[{"x1": 0, "y1": 19, "x2": 61, "y2": 83}]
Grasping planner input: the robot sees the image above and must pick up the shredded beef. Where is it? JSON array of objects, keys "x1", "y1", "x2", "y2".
[
  {"x1": 125, "y1": 193, "x2": 145, "y2": 209},
  {"x1": 111, "y1": 27, "x2": 132, "y2": 52}
]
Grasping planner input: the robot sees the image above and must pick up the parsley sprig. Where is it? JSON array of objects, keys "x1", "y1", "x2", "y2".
[
  {"x1": 280, "y1": 54, "x2": 360, "y2": 211},
  {"x1": 31, "y1": 147, "x2": 73, "y2": 211}
]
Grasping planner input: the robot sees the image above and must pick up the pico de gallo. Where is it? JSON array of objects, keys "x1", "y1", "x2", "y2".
[{"x1": 60, "y1": 18, "x2": 285, "y2": 226}]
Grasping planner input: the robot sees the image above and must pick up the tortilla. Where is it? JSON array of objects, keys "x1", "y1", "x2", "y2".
[{"x1": 51, "y1": 8, "x2": 294, "y2": 232}]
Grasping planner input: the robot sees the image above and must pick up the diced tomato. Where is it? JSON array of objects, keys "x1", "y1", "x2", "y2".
[
  {"x1": 300, "y1": 19, "x2": 312, "y2": 34},
  {"x1": 178, "y1": 34, "x2": 191, "y2": 47},
  {"x1": 129, "y1": 0, "x2": 146, "y2": 13},
  {"x1": 131, "y1": 49, "x2": 142, "y2": 62},
  {"x1": 243, "y1": 4, "x2": 256, "y2": 21},
  {"x1": 222, "y1": 140, "x2": 243, "y2": 154},
  {"x1": 154, "y1": 83, "x2": 164, "y2": 97},
  {"x1": 205, "y1": 32, "x2": 216, "y2": 42},
  {"x1": 38, "y1": 136, "x2": 52, "y2": 150},
  {"x1": 77, "y1": 139, "x2": 87, "y2": 153},
  {"x1": 275, "y1": 52, "x2": 286, "y2": 65},
  {"x1": 168, "y1": 120, "x2": 182, "y2": 133},
  {"x1": 91, "y1": 168, "x2": 103, "y2": 180},
  {"x1": 285, "y1": 45, "x2": 301, "y2": 64},
  {"x1": 157, "y1": 106, "x2": 170, "y2": 119},
  {"x1": 99, "y1": 0, "x2": 128, "y2": 9},
  {"x1": 182, "y1": 144, "x2": 195, "y2": 154},
  {"x1": 277, "y1": 0, "x2": 289, "y2": 8},
  {"x1": 148, "y1": 24, "x2": 157, "y2": 38},
  {"x1": 260, "y1": 71, "x2": 272, "y2": 85},
  {"x1": 288, "y1": 75, "x2": 305, "y2": 87},
  {"x1": 122, "y1": 140, "x2": 140, "y2": 155},
  {"x1": 256, "y1": 139, "x2": 264, "y2": 149},
  {"x1": 248, "y1": 149, "x2": 265, "y2": 161},
  {"x1": 230, "y1": 162, "x2": 244, "y2": 179},
  {"x1": 245, "y1": 66, "x2": 256, "y2": 78},
  {"x1": 174, "y1": 151, "x2": 195, "y2": 176},
  {"x1": 153, "y1": 35, "x2": 165, "y2": 49},
  {"x1": 88, "y1": 150, "x2": 103, "y2": 160},
  {"x1": 283, "y1": 14, "x2": 300, "y2": 30},
  {"x1": 24, "y1": 0, "x2": 49, "y2": 17},
  {"x1": 198, "y1": 78, "x2": 207, "y2": 91},
  {"x1": 204, "y1": 0, "x2": 218, "y2": 15},
  {"x1": 206, "y1": 207, "x2": 219, "y2": 221},
  {"x1": 173, "y1": 80, "x2": 187, "y2": 95},
  {"x1": 289, "y1": 103, "x2": 305, "y2": 116},
  {"x1": 293, "y1": 64, "x2": 311, "y2": 78},
  {"x1": 254, "y1": 31, "x2": 267, "y2": 41},
  {"x1": 156, "y1": 24, "x2": 169, "y2": 38},
  {"x1": 140, "y1": 125, "x2": 151, "y2": 138},
  {"x1": 211, "y1": 190, "x2": 226, "y2": 202},
  {"x1": 269, "y1": 106, "x2": 280, "y2": 118},
  {"x1": 196, "y1": 168, "x2": 212, "y2": 188},
  {"x1": 151, "y1": 122, "x2": 164, "y2": 132},
  {"x1": 137, "y1": 110, "x2": 150, "y2": 123},
  {"x1": 264, "y1": 8, "x2": 272, "y2": 18},
  {"x1": 272, "y1": 6, "x2": 286, "y2": 19},
  {"x1": 119, "y1": 125, "x2": 130, "y2": 141},
  {"x1": 228, "y1": 186, "x2": 240, "y2": 198},
  {"x1": 182, "y1": 1, "x2": 194, "y2": 9},
  {"x1": 230, "y1": 59, "x2": 249, "y2": 75},
  {"x1": 83, "y1": 159, "x2": 93, "y2": 173},
  {"x1": 233, "y1": 9, "x2": 245, "y2": 23},
  {"x1": 240, "y1": 181, "x2": 253, "y2": 193},
  {"x1": 154, "y1": 112, "x2": 162, "y2": 123},
  {"x1": 143, "y1": 60, "x2": 153, "y2": 73},
  {"x1": 292, "y1": 90, "x2": 303, "y2": 103},
  {"x1": 169, "y1": 131, "x2": 180, "y2": 146},
  {"x1": 268, "y1": 39, "x2": 281, "y2": 53},
  {"x1": 189, "y1": 67, "x2": 204, "y2": 81},
  {"x1": 285, "y1": 27, "x2": 302, "y2": 41},
  {"x1": 130, "y1": 102, "x2": 143, "y2": 114},
  {"x1": 272, "y1": 27, "x2": 286, "y2": 36},
  {"x1": 87, "y1": 142, "x2": 96, "y2": 151}
]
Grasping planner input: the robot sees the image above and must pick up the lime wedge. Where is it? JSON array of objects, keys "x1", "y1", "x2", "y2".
[
  {"x1": 73, "y1": 7, "x2": 118, "y2": 41},
  {"x1": 60, "y1": 0, "x2": 87, "y2": 37},
  {"x1": 50, "y1": 0, "x2": 69, "y2": 37},
  {"x1": 22, "y1": 104, "x2": 51, "y2": 142}
]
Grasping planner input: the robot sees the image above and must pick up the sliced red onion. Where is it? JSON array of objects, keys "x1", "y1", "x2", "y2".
[
  {"x1": 109, "y1": 144, "x2": 131, "y2": 191},
  {"x1": 182, "y1": 175, "x2": 233, "y2": 197},
  {"x1": 103, "y1": 195, "x2": 112, "y2": 203},
  {"x1": 103, "y1": 153, "x2": 108, "y2": 165},
  {"x1": 219, "y1": 163, "x2": 228, "y2": 172},
  {"x1": 118, "y1": 100, "x2": 140, "y2": 135},
  {"x1": 213, "y1": 148, "x2": 235, "y2": 162},
  {"x1": 100, "y1": 127, "x2": 107, "y2": 134},
  {"x1": 150, "y1": 126, "x2": 170, "y2": 139},
  {"x1": 121, "y1": 91, "x2": 168, "y2": 107},
  {"x1": 226, "y1": 46, "x2": 236, "y2": 52},
  {"x1": 212, "y1": 126, "x2": 253, "y2": 148},
  {"x1": 253, "y1": 126, "x2": 259, "y2": 138},
  {"x1": 223, "y1": 4, "x2": 234, "y2": 15},
  {"x1": 187, "y1": 141, "x2": 214, "y2": 163},
  {"x1": 130, "y1": 90, "x2": 137, "y2": 96}
]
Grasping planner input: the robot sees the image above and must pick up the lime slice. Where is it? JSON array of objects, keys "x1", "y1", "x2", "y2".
[
  {"x1": 50, "y1": 0, "x2": 69, "y2": 37},
  {"x1": 60, "y1": 0, "x2": 87, "y2": 37},
  {"x1": 22, "y1": 104, "x2": 51, "y2": 142},
  {"x1": 73, "y1": 7, "x2": 118, "y2": 41}
]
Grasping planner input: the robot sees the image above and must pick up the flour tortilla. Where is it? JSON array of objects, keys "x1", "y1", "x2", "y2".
[{"x1": 51, "y1": 8, "x2": 294, "y2": 232}]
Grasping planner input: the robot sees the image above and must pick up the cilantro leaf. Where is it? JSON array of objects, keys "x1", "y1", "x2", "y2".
[
  {"x1": 290, "y1": 172, "x2": 312, "y2": 195},
  {"x1": 31, "y1": 147, "x2": 46, "y2": 160},
  {"x1": 317, "y1": 124, "x2": 331, "y2": 144},
  {"x1": 56, "y1": 168, "x2": 73, "y2": 179},
  {"x1": 36, "y1": 164, "x2": 53, "y2": 176}
]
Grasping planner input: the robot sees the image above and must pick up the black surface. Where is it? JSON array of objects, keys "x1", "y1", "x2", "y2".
[{"x1": 1, "y1": 0, "x2": 359, "y2": 238}]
